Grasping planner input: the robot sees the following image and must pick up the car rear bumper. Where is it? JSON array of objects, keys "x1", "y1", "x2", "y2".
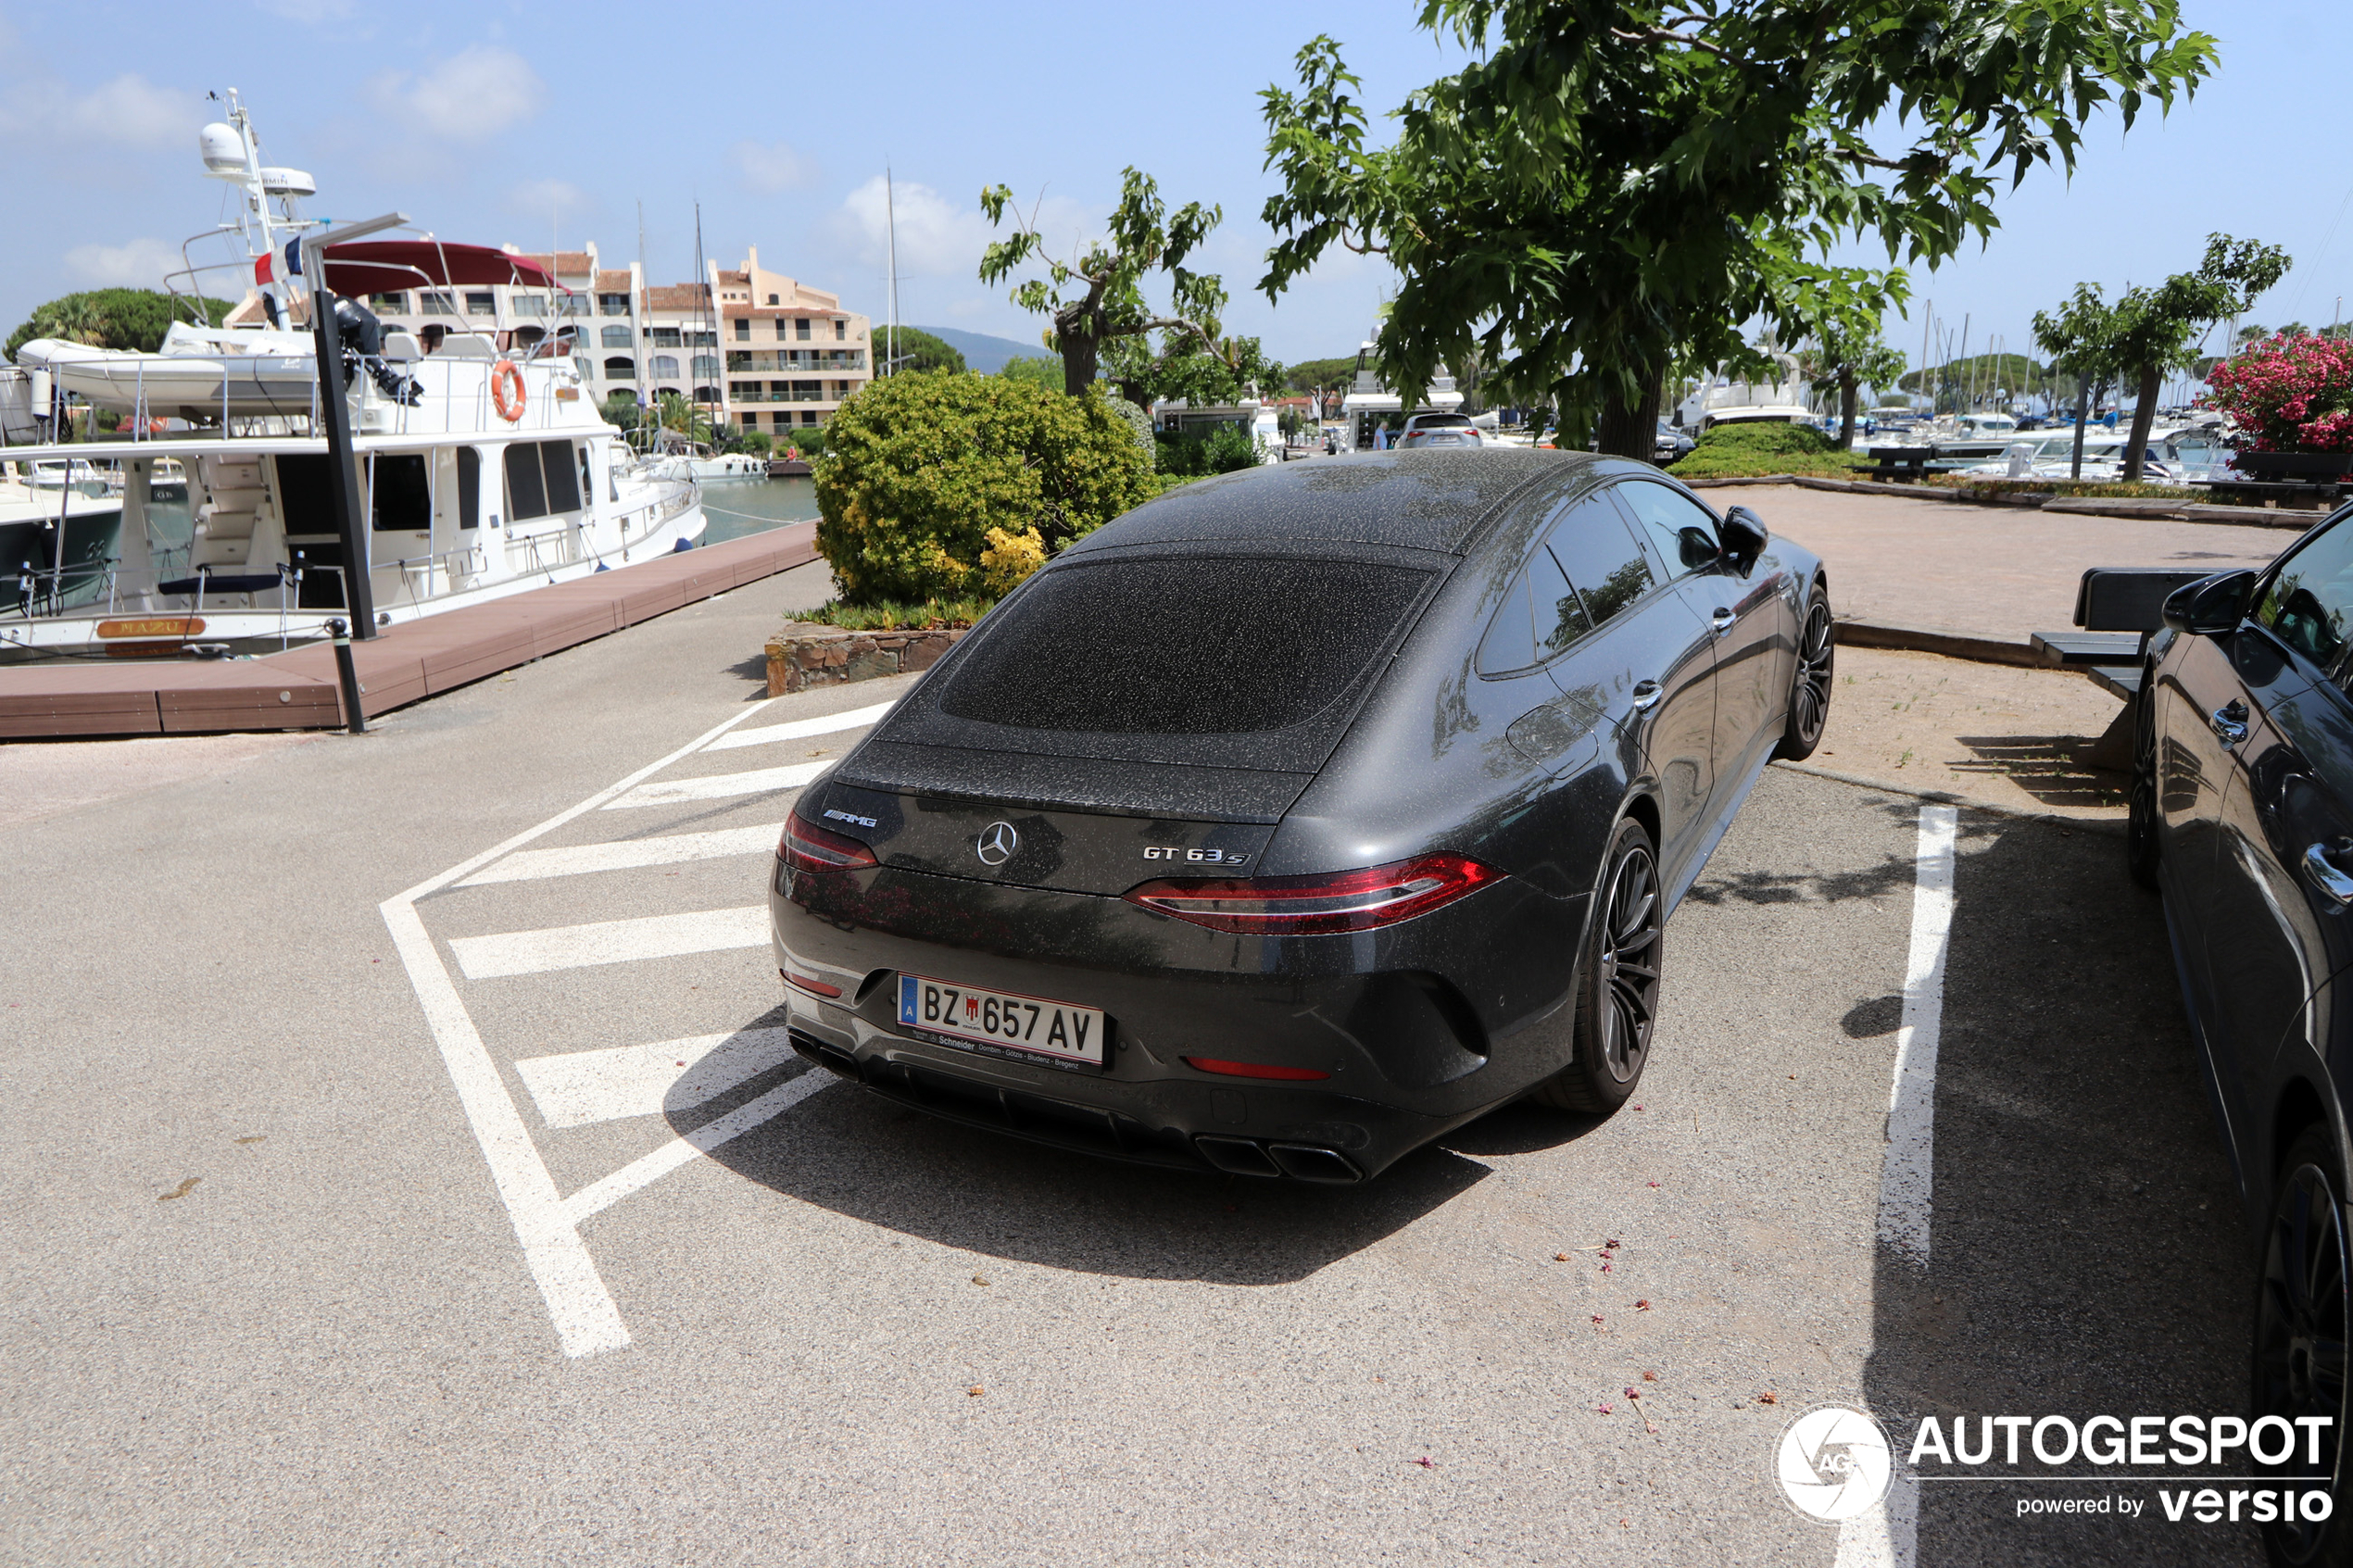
[{"x1": 768, "y1": 858, "x2": 1587, "y2": 1179}]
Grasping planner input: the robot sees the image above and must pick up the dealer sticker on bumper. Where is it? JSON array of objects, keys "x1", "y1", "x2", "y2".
[{"x1": 897, "y1": 973, "x2": 1107, "y2": 1069}]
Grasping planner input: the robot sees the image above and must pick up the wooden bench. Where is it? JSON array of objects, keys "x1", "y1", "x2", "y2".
[
  {"x1": 2032, "y1": 568, "x2": 2213, "y2": 706},
  {"x1": 1867, "y1": 445, "x2": 1933, "y2": 483}
]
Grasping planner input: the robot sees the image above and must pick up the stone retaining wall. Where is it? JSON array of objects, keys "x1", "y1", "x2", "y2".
[{"x1": 765, "y1": 623, "x2": 970, "y2": 696}]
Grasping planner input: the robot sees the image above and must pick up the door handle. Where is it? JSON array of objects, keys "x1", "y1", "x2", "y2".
[
  {"x1": 2211, "y1": 702, "x2": 2248, "y2": 746},
  {"x1": 1710, "y1": 608, "x2": 1735, "y2": 635},
  {"x1": 1630, "y1": 680, "x2": 1663, "y2": 711},
  {"x1": 2306, "y1": 844, "x2": 2353, "y2": 908}
]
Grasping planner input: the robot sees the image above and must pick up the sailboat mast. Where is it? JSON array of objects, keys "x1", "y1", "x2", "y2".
[{"x1": 886, "y1": 165, "x2": 899, "y2": 379}]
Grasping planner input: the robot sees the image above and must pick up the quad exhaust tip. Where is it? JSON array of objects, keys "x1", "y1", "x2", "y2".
[{"x1": 1196, "y1": 1135, "x2": 1361, "y2": 1184}]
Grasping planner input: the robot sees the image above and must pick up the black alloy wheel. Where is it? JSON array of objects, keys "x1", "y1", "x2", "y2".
[
  {"x1": 2257, "y1": 1129, "x2": 2351, "y2": 1567},
  {"x1": 1531, "y1": 818, "x2": 1662, "y2": 1114},
  {"x1": 2127, "y1": 681, "x2": 2162, "y2": 891},
  {"x1": 1776, "y1": 589, "x2": 1835, "y2": 761}
]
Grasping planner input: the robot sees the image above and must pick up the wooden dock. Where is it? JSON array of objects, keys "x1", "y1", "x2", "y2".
[{"x1": 0, "y1": 523, "x2": 819, "y2": 739}]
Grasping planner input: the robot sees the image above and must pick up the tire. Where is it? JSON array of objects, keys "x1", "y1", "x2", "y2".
[
  {"x1": 2127, "y1": 679, "x2": 2161, "y2": 891},
  {"x1": 2256, "y1": 1126, "x2": 2353, "y2": 1568},
  {"x1": 1530, "y1": 817, "x2": 1662, "y2": 1114},
  {"x1": 1775, "y1": 583, "x2": 1834, "y2": 762}
]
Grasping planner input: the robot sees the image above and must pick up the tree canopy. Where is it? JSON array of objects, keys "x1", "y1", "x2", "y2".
[
  {"x1": 2109, "y1": 232, "x2": 2288, "y2": 478},
  {"x1": 997, "y1": 354, "x2": 1066, "y2": 390},
  {"x1": 1258, "y1": 3, "x2": 2218, "y2": 458},
  {"x1": 979, "y1": 169, "x2": 1235, "y2": 396},
  {"x1": 874, "y1": 324, "x2": 966, "y2": 376},
  {"x1": 1103, "y1": 332, "x2": 1284, "y2": 409},
  {"x1": 6, "y1": 289, "x2": 233, "y2": 359},
  {"x1": 1283, "y1": 356, "x2": 1362, "y2": 394}
]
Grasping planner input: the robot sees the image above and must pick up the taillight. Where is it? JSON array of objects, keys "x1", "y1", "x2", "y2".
[
  {"x1": 779, "y1": 809, "x2": 878, "y2": 872},
  {"x1": 1124, "y1": 852, "x2": 1501, "y2": 935},
  {"x1": 1183, "y1": 1056, "x2": 1330, "y2": 1081}
]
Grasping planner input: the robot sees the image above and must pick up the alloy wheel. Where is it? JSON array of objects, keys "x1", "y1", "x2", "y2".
[
  {"x1": 1596, "y1": 842, "x2": 1662, "y2": 1082},
  {"x1": 1790, "y1": 600, "x2": 1834, "y2": 750},
  {"x1": 2256, "y1": 1158, "x2": 2348, "y2": 1564}
]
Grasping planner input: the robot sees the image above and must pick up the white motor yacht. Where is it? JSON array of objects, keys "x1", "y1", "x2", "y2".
[{"x1": 0, "y1": 92, "x2": 705, "y2": 661}]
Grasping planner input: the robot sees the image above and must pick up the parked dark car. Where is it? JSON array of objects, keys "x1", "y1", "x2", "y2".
[
  {"x1": 2128, "y1": 510, "x2": 2353, "y2": 1561},
  {"x1": 772, "y1": 450, "x2": 1833, "y2": 1184}
]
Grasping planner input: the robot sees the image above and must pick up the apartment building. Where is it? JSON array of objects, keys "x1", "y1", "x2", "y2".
[{"x1": 349, "y1": 242, "x2": 871, "y2": 434}]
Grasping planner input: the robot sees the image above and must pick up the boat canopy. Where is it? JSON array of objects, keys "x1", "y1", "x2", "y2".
[{"x1": 253, "y1": 241, "x2": 558, "y2": 296}]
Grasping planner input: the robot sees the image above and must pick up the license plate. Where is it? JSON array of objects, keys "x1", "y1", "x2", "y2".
[{"x1": 897, "y1": 973, "x2": 1107, "y2": 1069}]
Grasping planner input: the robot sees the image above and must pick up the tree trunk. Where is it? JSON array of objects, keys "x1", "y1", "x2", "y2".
[
  {"x1": 1838, "y1": 373, "x2": 1859, "y2": 450},
  {"x1": 1597, "y1": 374, "x2": 1663, "y2": 462},
  {"x1": 2070, "y1": 395, "x2": 2089, "y2": 482},
  {"x1": 1058, "y1": 312, "x2": 1100, "y2": 396},
  {"x1": 2122, "y1": 361, "x2": 2162, "y2": 483}
]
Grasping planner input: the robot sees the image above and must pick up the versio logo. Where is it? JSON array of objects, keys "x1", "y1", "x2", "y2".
[{"x1": 1776, "y1": 1406, "x2": 1894, "y2": 1523}]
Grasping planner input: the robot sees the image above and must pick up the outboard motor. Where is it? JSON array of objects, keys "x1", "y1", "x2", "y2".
[{"x1": 332, "y1": 295, "x2": 422, "y2": 406}]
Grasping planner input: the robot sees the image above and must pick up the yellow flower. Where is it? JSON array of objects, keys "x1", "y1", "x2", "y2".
[{"x1": 979, "y1": 525, "x2": 1047, "y2": 595}]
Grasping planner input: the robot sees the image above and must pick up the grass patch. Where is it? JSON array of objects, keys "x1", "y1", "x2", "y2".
[
  {"x1": 1667, "y1": 421, "x2": 1872, "y2": 480},
  {"x1": 783, "y1": 596, "x2": 997, "y2": 633}
]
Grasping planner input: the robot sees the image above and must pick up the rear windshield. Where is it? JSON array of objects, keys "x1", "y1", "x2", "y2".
[
  {"x1": 940, "y1": 555, "x2": 1434, "y2": 736},
  {"x1": 1412, "y1": 414, "x2": 1473, "y2": 429}
]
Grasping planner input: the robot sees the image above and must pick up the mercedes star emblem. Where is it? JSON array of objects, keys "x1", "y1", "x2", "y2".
[{"x1": 976, "y1": 822, "x2": 1019, "y2": 866}]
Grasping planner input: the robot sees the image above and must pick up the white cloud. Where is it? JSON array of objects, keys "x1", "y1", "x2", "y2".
[
  {"x1": 253, "y1": 0, "x2": 355, "y2": 19},
  {"x1": 731, "y1": 139, "x2": 816, "y2": 195},
  {"x1": 0, "y1": 72, "x2": 203, "y2": 152},
  {"x1": 369, "y1": 47, "x2": 544, "y2": 142},
  {"x1": 63, "y1": 237, "x2": 183, "y2": 287},
  {"x1": 504, "y1": 178, "x2": 595, "y2": 220}
]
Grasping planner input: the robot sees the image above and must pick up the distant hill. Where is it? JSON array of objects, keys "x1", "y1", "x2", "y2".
[{"x1": 910, "y1": 326, "x2": 1048, "y2": 375}]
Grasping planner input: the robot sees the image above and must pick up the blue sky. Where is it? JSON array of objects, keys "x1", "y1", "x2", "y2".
[{"x1": 1, "y1": 1, "x2": 2346, "y2": 378}]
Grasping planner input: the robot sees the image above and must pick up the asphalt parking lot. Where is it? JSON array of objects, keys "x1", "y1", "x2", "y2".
[{"x1": 0, "y1": 567, "x2": 2261, "y2": 1565}]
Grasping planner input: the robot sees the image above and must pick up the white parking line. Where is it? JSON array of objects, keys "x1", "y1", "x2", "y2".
[
  {"x1": 515, "y1": 1027, "x2": 798, "y2": 1129},
  {"x1": 705, "y1": 699, "x2": 895, "y2": 751},
  {"x1": 558, "y1": 1070, "x2": 834, "y2": 1225},
  {"x1": 449, "y1": 905, "x2": 770, "y2": 979},
  {"x1": 601, "y1": 759, "x2": 831, "y2": 809},
  {"x1": 457, "y1": 823, "x2": 781, "y2": 884},
  {"x1": 1880, "y1": 803, "x2": 1957, "y2": 1266}
]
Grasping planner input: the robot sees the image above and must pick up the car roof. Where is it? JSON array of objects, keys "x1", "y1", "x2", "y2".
[{"x1": 1062, "y1": 448, "x2": 1592, "y2": 557}]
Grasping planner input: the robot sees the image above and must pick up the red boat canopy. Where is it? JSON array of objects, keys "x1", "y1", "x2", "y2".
[{"x1": 254, "y1": 240, "x2": 559, "y2": 296}]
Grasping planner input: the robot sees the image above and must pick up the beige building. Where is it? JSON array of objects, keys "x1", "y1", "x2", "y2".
[{"x1": 346, "y1": 241, "x2": 870, "y2": 436}]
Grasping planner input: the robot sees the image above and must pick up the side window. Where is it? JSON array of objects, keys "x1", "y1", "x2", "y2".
[
  {"x1": 1615, "y1": 481, "x2": 1721, "y2": 578},
  {"x1": 505, "y1": 441, "x2": 547, "y2": 521},
  {"x1": 369, "y1": 454, "x2": 430, "y2": 532},
  {"x1": 1530, "y1": 541, "x2": 1591, "y2": 659},
  {"x1": 1547, "y1": 494, "x2": 1655, "y2": 628},
  {"x1": 1477, "y1": 570, "x2": 1538, "y2": 676},
  {"x1": 2256, "y1": 520, "x2": 2353, "y2": 673},
  {"x1": 456, "y1": 446, "x2": 480, "y2": 530}
]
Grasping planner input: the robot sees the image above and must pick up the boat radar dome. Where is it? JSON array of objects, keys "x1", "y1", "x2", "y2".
[
  {"x1": 260, "y1": 168, "x2": 315, "y2": 197},
  {"x1": 199, "y1": 122, "x2": 246, "y2": 176}
]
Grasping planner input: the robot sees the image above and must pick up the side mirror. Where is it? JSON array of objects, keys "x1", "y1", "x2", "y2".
[
  {"x1": 1718, "y1": 506, "x2": 1768, "y2": 568},
  {"x1": 2162, "y1": 570, "x2": 2259, "y2": 637}
]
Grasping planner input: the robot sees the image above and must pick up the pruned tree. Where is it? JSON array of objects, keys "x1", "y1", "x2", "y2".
[
  {"x1": 979, "y1": 170, "x2": 1234, "y2": 397},
  {"x1": 1101, "y1": 332, "x2": 1284, "y2": 411},
  {"x1": 2032, "y1": 285, "x2": 2129, "y2": 481},
  {"x1": 2110, "y1": 233, "x2": 2289, "y2": 479},
  {"x1": 1258, "y1": 4, "x2": 2217, "y2": 460},
  {"x1": 1802, "y1": 321, "x2": 1907, "y2": 450}
]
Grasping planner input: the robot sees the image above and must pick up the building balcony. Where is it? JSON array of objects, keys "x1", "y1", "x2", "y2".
[{"x1": 726, "y1": 390, "x2": 838, "y2": 405}]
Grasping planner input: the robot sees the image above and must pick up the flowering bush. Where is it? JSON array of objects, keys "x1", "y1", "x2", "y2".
[{"x1": 2205, "y1": 334, "x2": 2353, "y2": 452}]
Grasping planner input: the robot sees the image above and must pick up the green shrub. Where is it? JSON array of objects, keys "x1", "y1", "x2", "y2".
[
  {"x1": 1669, "y1": 420, "x2": 1871, "y2": 479},
  {"x1": 783, "y1": 596, "x2": 996, "y2": 631},
  {"x1": 1927, "y1": 476, "x2": 2196, "y2": 501},
  {"x1": 1154, "y1": 424, "x2": 1262, "y2": 477},
  {"x1": 814, "y1": 372, "x2": 1152, "y2": 604}
]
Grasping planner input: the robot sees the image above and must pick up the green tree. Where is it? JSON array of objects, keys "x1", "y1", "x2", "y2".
[
  {"x1": 2032, "y1": 285, "x2": 2130, "y2": 481},
  {"x1": 1799, "y1": 314, "x2": 1907, "y2": 450},
  {"x1": 998, "y1": 354, "x2": 1066, "y2": 390},
  {"x1": 601, "y1": 390, "x2": 643, "y2": 432},
  {"x1": 873, "y1": 325, "x2": 966, "y2": 375},
  {"x1": 979, "y1": 169, "x2": 1234, "y2": 396},
  {"x1": 1258, "y1": 6, "x2": 2215, "y2": 460},
  {"x1": 813, "y1": 371, "x2": 1152, "y2": 603},
  {"x1": 1102, "y1": 332, "x2": 1284, "y2": 410},
  {"x1": 657, "y1": 392, "x2": 712, "y2": 445},
  {"x1": 1283, "y1": 356, "x2": 1359, "y2": 394},
  {"x1": 6, "y1": 289, "x2": 233, "y2": 359},
  {"x1": 2108, "y1": 233, "x2": 2288, "y2": 480}
]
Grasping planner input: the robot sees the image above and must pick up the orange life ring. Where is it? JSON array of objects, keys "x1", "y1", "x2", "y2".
[{"x1": 491, "y1": 359, "x2": 526, "y2": 422}]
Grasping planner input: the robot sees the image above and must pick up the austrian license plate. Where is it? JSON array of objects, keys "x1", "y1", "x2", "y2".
[{"x1": 897, "y1": 973, "x2": 1107, "y2": 1069}]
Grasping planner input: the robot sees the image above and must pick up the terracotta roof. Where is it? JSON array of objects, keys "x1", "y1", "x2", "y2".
[
  {"x1": 518, "y1": 250, "x2": 595, "y2": 276},
  {"x1": 595, "y1": 269, "x2": 633, "y2": 291},
  {"x1": 714, "y1": 270, "x2": 749, "y2": 285},
  {"x1": 641, "y1": 283, "x2": 711, "y2": 313}
]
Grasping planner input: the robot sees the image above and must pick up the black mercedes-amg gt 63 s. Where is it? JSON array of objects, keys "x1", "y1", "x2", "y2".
[{"x1": 770, "y1": 448, "x2": 1832, "y2": 1182}]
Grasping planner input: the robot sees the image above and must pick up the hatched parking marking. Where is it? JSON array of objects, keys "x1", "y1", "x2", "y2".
[
  {"x1": 457, "y1": 823, "x2": 782, "y2": 884},
  {"x1": 381, "y1": 691, "x2": 894, "y2": 1358},
  {"x1": 603, "y1": 759, "x2": 831, "y2": 809},
  {"x1": 515, "y1": 1027, "x2": 798, "y2": 1129},
  {"x1": 705, "y1": 698, "x2": 898, "y2": 751},
  {"x1": 449, "y1": 905, "x2": 769, "y2": 979}
]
